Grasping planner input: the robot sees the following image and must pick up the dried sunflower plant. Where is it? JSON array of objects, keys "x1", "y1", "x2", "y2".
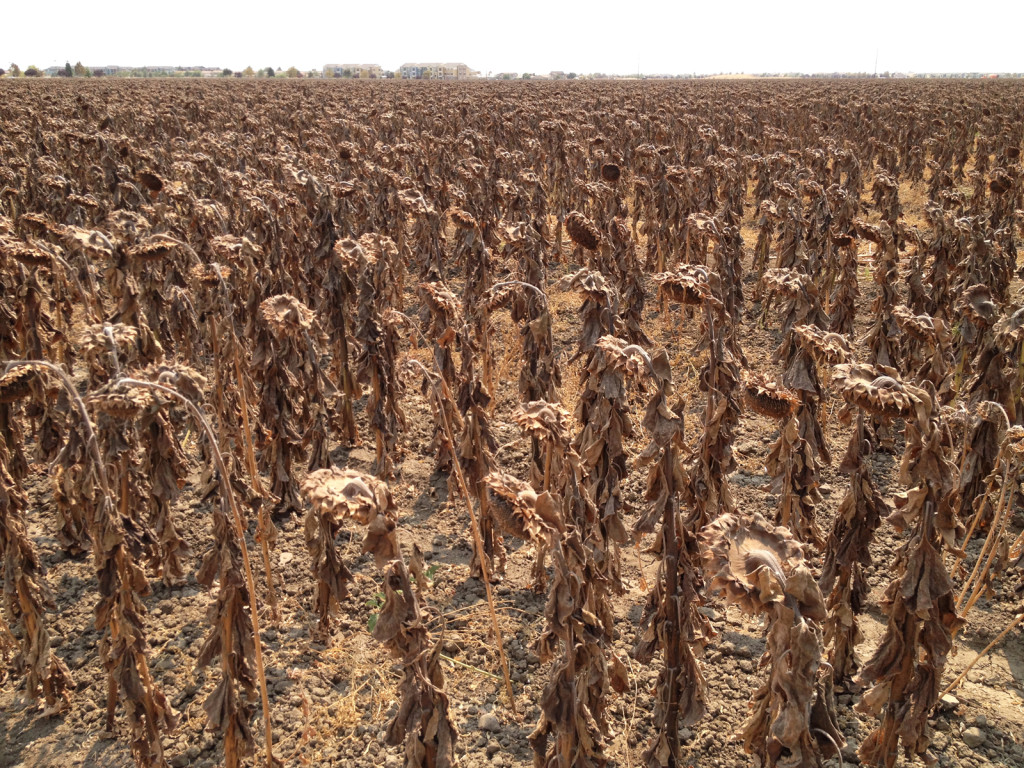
[{"x1": 702, "y1": 513, "x2": 844, "y2": 768}]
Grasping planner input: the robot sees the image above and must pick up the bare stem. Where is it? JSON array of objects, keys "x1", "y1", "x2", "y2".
[
  {"x1": 956, "y1": 463, "x2": 1011, "y2": 615},
  {"x1": 940, "y1": 613, "x2": 1024, "y2": 698},
  {"x1": 405, "y1": 359, "x2": 518, "y2": 716}
]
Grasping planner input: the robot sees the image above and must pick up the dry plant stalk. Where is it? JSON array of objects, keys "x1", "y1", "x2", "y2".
[
  {"x1": 0, "y1": 371, "x2": 73, "y2": 712},
  {"x1": 12, "y1": 360, "x2": 177, "y2": 768},
  {"x1": 371, "y1": 559, "x2": 458, "y2": 768},
  {"x1": 487, "y1": 277, "x2": 561, "y2": 482},
  {"x1": 82, "y1": 385, "x2": 180, "y2": 767},
  {"x1": 189, "y1": 261, "x2": 266, "y2": 503},
  {"x1": 857, "y1": 221, "x2": 900, "y2": 370},
  {"x1": 119, "y1": 374, "x2": 278, "y2": 768},
  {"x1": 855, "y1": 383, "x2": 963, "y2": 768},
  {"x1": 558, "y1": 269, "x2": 619, "y2": 364},
  {"x1": 352, "y1": 236, "x2": 407, "y2": 477},
  {"x1": 955, "y1": 424, "x2": 1024, "y2": 620},
  {"x1": 688, "y1": 288, "x2": 741, "y2": 528},
  {"x1": 892, "y1": 305, "x2": 954, "y2": 402},
  {"x1": 254, "y1": 293, "x2": 325, "y2": 514},
  {"x1": 526, "y1": 393, "x2": 623, "y2": 768},
  {"x1": 606, "y1": 216, "x2": 650, "y2": 347},
  {"x1": 573, "y1": 335, "x2": 646, "y2": 592},
  {"x1": 195, "y1": 488, "x2": 260, "y2": 768},
  {"x1": 953, "y1": 401, "x2": 1008, "y2": 534},
  {"x1": 765, "y1": 308, "x2": 833, "y2": 548},
  {"x1": 819, "y1": 411, "x2": 889, "y2": 685},
  {"x1": 631, "y1": 349, "x2": 710, "y2": 768},
  {"x1": 404, "y1": 358, "x2": 518, "y2": 715},
  {"x1": 752, "y1": 372, "x2": 823, "y2": 548},
  {"x1": 417, "y1": 280, "x2": 464, "y2": 473},
  {"x1": 515, "y1": 400, "x2": 572, "y2": 494},
  {"x1": 530, "y1": 530, "x2": 627, "y2": 768},
  {"x1": 324, "y1": 238, "x2": 361, "y2": 443},
  {"x1": 137, "y1": 365, "x2": 199, "y2": 587},
  {"x1": 703, "y1": 513, "x2": 843, "y2": 767},
  {"x1": 828, "y1": 232, "x2": 859, "y2": 336},
  {"x1": 458, "y1": 217, "x2": 496, "y2": 401},
  {"x1": 451, "y1": 320, "x2": 505, "y2": 581}
]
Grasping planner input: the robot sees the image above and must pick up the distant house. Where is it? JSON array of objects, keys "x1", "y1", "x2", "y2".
[
  {"x1": 398, "y1": 62, "x2": 474, "y2": 80},
  {"x1": 324, "y1": 63, "x2": 382, "y2": 79}
]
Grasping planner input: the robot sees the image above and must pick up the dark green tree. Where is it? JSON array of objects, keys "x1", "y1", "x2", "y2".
[
  {"x1": 63, "y1": 62, "x2": 73, "y2": 77},
  {"x1": 221, "y1": 68, "x2": 232, "y2": 76},
  {"x1": 24, "y1": 66, "x2": 41, "y2": 77},
  {"x1": 265, "y1": 66, "x2": 275, "y2": 77}
]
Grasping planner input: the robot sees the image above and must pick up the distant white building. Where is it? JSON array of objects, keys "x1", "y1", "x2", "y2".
[
  {"x1": 324, "y1": 63, "x2": 383, "y2": 79},
  {"x1": 398, "y1": 62, "x2": 474, "y2": 80}
]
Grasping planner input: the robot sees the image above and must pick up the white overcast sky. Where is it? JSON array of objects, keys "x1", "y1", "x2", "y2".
[{"x1": 3, "y1": 0, "x2": 1022, "y2": 75}]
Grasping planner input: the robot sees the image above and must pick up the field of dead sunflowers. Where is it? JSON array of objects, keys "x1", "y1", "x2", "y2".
[{"x1": 0, "y1": 77, "x2": 1022, "y2": 768}]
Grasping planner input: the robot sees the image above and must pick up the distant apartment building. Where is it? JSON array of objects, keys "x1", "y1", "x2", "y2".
[
  {"x1": 324, "y1": 63, "x2": 383, "y2": 79},
  {"x1": 398, "y1": 62, "x2": 473, "y2": 80}
]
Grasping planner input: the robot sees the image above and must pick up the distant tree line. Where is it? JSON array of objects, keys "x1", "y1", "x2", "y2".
[{"x1": 1, "y1": 62, "x2": 385, "y2": 79}]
